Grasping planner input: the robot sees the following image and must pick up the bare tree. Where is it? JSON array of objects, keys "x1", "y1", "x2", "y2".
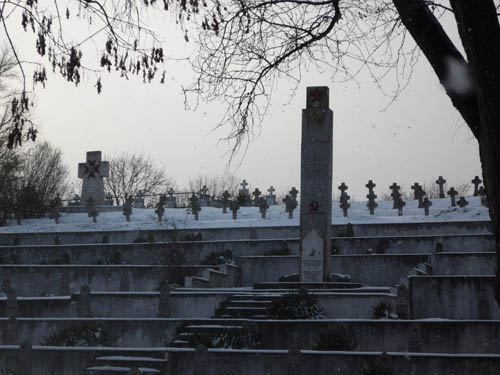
[
  {"x1": 105, "y1": 152, "x2": 172, "y2": 205},
  {"x1": 3, "y1": 1, "x2": 500, "y2": 303},
  {"x1": 17, "y1": 141, "x2": 70, "y2": 217},
  {"x1": 187, "y1": 173, "x2": 240, "y2": 198}
]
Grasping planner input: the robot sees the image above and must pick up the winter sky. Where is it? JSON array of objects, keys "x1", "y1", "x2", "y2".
[{"x1": 5, "y1": 6, "x2": 481, "y2": 200}]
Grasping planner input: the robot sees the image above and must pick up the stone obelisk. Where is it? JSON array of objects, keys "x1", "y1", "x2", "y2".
[{"x1": 299, "y1": 87, "x2": 333, "y2": 283}]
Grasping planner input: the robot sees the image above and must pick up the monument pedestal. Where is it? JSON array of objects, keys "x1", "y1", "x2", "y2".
[{"x1": 299, "y1": 86, "x2": 333, "y2": 282}]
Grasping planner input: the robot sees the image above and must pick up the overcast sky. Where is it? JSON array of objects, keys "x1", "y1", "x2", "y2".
[{"x1": 7, "y1": 7, "x2": 481, "y2": 201}]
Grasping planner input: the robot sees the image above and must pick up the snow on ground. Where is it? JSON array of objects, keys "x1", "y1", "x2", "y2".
[{"x1": 0, "y1": 196, "x2": 489, "y2": 234}]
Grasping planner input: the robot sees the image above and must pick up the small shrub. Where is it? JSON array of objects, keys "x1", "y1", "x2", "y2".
[
  {"x1": 200, "y1": 250, "x2": 232, "y2": 265},
  {"x1": 313, "y1": 327, "x2": 358, "y2": 351},
  {"x1": 371, "y1": 301, "x2": 393, "y2": 319},
  {"x1": 186, "y1": 326, "x2": 263, "y2": 349},
  {"x1": 267, "y1": 291, "x2": 322, "y2": 320},
  {"x1": 42, "y1": 324, "x2": 117, "y2": 347}
]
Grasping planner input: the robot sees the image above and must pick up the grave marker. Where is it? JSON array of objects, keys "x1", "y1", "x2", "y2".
[
  {"x1": 457, "y1": 196, "x2": 469, "y2": 208},
  {"x1": 259, "y1": 197, "x2": 269, "y2": 219},
  {"x1": 284, "y1": 195, "x2": 297, "y2": 219},
  {"x1": 472, "y1": 176, "x2": 482, "y2": 196},
  {"x1": 252, "y1": 188, "x2": 262, "y2": 207},
  {"x1": 104, "y1": 193, "x2": 114, "y2": 206},
  {"x1": 289, "y1": 187, "x2": 299, "y2": 200},
  {"x1": 78, "y1": 151, "x2": 109, "y2": 206},
  {"x1": 222, "y1": 191, "x2": 231, "y2": 213},
  {"x1": 423, "y1": 197, "x2": 432, "y2": 216},
  {"x1": 395, "y1": 198, "x2": 406, "y2": 216},
  {"x1": 411, "y1": 182, "x2": 422, "y2": 200},
  {"x1": 166, "y1": 188, "x2": 176, "y2": 208},
  {"x1": 339, "y1": 192, "x2": 350, "y2": 217},
  {"x1": 155, "y1": 195, "x2": 166, "y2": 222},
  {"x1": 299, "y1": 86, "x2": 332, "y2": 282},
  {"x1": 436, "y1": 176, "x2": 446, "y2": 198},
  {"x1": 447, "y1": 187, "x2": 458, "y2": 207},
  {"x1": 415, "y1": 187, "x2": 426, "y2": 208},
  {"x1": 230, "y1": 200, "x2": 240, "y2": 220},
  {"x1": 389, "y1": 183, "x2": 401, "y2": 209},
  {"x1": 190, "y1": 193, "x2": 201, "y2": 221},
  {"x1": 200, "y1": 185, "x2": 209, "y2": 207},
  {"x1": 266, "y1": 186, "x2": 276, "y2": 206}
]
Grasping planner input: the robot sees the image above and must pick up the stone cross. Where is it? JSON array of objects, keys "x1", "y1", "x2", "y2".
[
  {"x1": 69, "y1": 194, "x2": 81, "y2": 206},
  {"x1": 252, "y1": 188, "x2": 262, "y2": 207},
  {"x1": 123, "y1": 196, "x2": 134, "y2": 222},
  {"x1": 394, "y1": 198, "x2": 406, "y2": 216},
  {"x1": 339, "y1": 192, "x2": 350, "y2": 217},
  {"x1": 78, "y1": 151, "x2": 109, "y2": 206},
  {"x1": 457, "y1": 196, "x2": 469, "y2": 208},
  {"x1": 415, "y1": 187, "x2": 426, "y2": 208},
  {"x1": 166, "y1": 188, "x2": 176, "y2": 208},
  {"x1": 338, "y1": 182, "x2": 348, "y2": 195},
  {"x1": 478, "y1": 186, "x2": 489, "y2": 207},
  {"x1": 289, "y1": 187, "x2": 299, "y2": 200},
  {"x1": 155, "y1": 195, "x2": 166, "y2": 222},
  {"x1": 411, "y1": 182, "x2": 422, "y2": 200},
  {"x1": 259, "y1": 197, "x2": 269, "y2": 219},
  {"x1": 86, "y1": 197, "x2": 98, "y2": 223},
  {"x1": 447, "y1": 187, "x2": 458, "y2": 206},
  {"x1": 299, "y1": 86, "x2": 332, "y2": 282},
  {"x1": 267, "y1": 186, "x2": 276, "y2": 206},
  {"x1": 422, "y1": 197, "x2": 432, "y2": 216},
  {"x1": 366, "y1": 180, "x2": 376, "y2": 193},
  {"x1": 435, "y1": 176, "x2": 446, "y2": 198},
  {"x1": 104, "y1": 193, "x2": 114, "y2": 206},
  {"x1": 222, "y1": 191, "x2": 231, "y2": 214},
  {"x1": 230, "y1": 200, "x2": 240, "y2": 220},
  {"x1": 190, "y1": 193, "x2": 201, "y2": 221},
  {"x1": 472, "y1": 176, "x2": 482, "y2": 196},
  {"x1": 284, "y1": 195, "x2": 297, "y2": 219},
  {"x1": 167, "y1": 188, "x2": 175, "y2": 198},
  {"x1": 239, "y1": 180, "x2": 249, "y2": 194},
  {"x1": 389, "y1": 183, "x2": 401, "y2": 209},
  {"x1": 200, "y1": 185, "x2": 209, "y2": 207},
  {"x1": 366, "y1": 191, "x2": 378, "y2": 215}
]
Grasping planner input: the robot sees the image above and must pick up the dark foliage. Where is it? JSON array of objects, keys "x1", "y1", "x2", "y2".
[
  {"x1": 42, "y1": 324, "x2": 117, "y2": 347},
  {"x1": 313, "y1": 327, "x2": 358, "y2": 351},
  {"x1": 267, "y1": 292, "x2": 322, "y2": 320}
]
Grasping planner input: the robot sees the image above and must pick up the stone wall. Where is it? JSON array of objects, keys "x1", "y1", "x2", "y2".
[
  {"x1": 0, "y1": 220, "x2": 490, "y2": 246},
  {"x1": 167, "y1": 349, "x2": 500, "y2": 375},
  {"x1": 2, "y1": 318, "x2": 499, "y2": 353},
  {"x1": 409, "y1": 275, "x2": 500, "y2": 319}
]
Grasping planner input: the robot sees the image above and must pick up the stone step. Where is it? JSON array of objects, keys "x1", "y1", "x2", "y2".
[
  {"x1": 219, "y1": 300, "x2": 273, "y2": 308},
  {"x1": 85, "y1": 365, "x2": 160, "y2": 374},
  {"x1": 95, "y1": 355, "x2": 167, "y2": 369},
  {"x1": 253, "y1": 282, "x2": 364, "y2": 289},
  {"x1": 216, "y1": 306, "x2": 268, "y2": 317}
]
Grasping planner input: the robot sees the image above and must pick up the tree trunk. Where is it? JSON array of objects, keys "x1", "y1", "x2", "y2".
[
  {"x1": 449, "y1": 0, "x2": 500, "y2": 306},
  {"x1": 393, "y1": 0, "x2": 500, "y2": 305}
]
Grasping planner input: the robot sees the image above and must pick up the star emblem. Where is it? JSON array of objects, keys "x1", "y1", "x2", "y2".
[{"x1": 311, "y1": 89, "x2": 321, "y2": 103}]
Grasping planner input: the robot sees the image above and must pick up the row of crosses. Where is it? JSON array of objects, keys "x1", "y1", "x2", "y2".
[{"x1": 338, "y1": 176, "x2": 485, "y2": 218}]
